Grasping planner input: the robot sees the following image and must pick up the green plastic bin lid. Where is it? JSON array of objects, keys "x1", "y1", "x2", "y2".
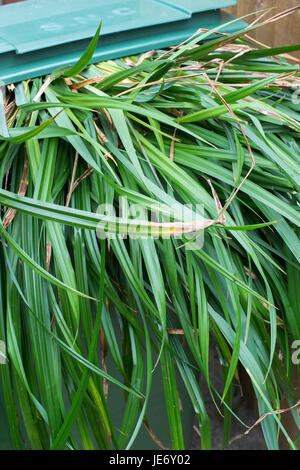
[{"x1": 0, "y1": 0, "x2": 246, "y2": 84}]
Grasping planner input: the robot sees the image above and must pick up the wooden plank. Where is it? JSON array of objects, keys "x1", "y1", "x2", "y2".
[{"x1": 225, "y1": 0, "x2": 300, "y2": 58}]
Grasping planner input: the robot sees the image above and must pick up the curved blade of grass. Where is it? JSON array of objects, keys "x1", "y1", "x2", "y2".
[{"x1": 0, "y1": 222, "x2": 96, "y2": 301}]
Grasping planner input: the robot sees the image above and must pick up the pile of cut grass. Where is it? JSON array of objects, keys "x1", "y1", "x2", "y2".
[{"x1": 0, "y1": 13, "x2": 300, "y2": 450}]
